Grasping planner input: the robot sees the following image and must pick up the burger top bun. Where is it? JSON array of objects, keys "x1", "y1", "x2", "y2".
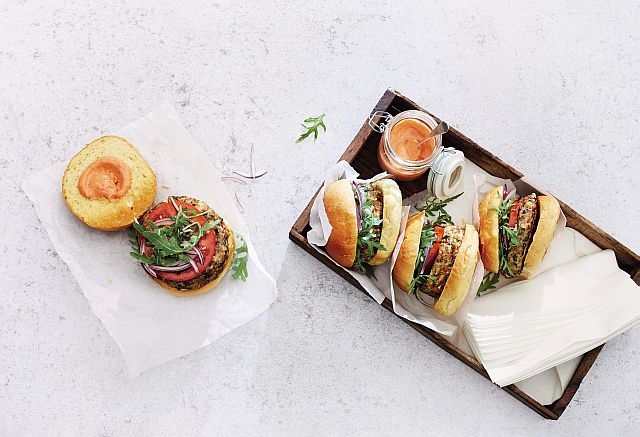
[
  {"x1": 392, "y1": 211, "x2": 425, "y2": 291},
  {"x1": 478, "y1": 185, "x2": 502, "y2": 273},
  {"x1": 521, "y1": 195, "x2": 560, "y2": 279},
  {"x1": 62, "y1": 135, "x2": 156, "y2": 231},
  {"x1": 323, "y1": 179, "x2": 358, "y2": 268},
  {"x1": 368, "y1": 179, "x2": 402, "y2": 266}
]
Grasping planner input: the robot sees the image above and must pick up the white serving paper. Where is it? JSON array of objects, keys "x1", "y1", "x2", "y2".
[
  {"x1": 23, "y1": 104, "x2": 278, "y2": 376},
  {"x1": 463, "y1": 250, "x2": 640, "y2": 388}
]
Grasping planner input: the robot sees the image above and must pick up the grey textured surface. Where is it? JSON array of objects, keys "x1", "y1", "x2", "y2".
[{"x1": 2, "y1": 1, "x2": 640, "y2": 435}]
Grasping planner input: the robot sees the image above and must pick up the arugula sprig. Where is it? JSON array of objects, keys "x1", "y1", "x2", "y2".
[
  {"x1": 477, "y1": 272, "x2": 500, "y2": 296},
  {"x1": 493, "y1": 198, "x2": 520, "y2": 277},
  {"x1": 231, "y1": 233, "x2": 249, "y2": 282},
  {"x1": 407, "y1": 193, "x2": 463, "y2": 294},
  {"x1": 129, "y1": 206, "x2": 218, "y2": 267},
  {"x1": 296, "y1": 113, "x2": 326, "y2": 143},
  {"x1": 407, "y1": 225, "x2": 438, "y2": 294},
  {"x1": 415, "y1": 192, "x2": 463, "y2": 226},
  {"x1": 352, "y1": 187, "x2": 386, "y2": 277}
]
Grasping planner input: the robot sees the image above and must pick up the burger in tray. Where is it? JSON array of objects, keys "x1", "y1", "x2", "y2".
[
  {"x1": 323, "y1": 178, "x2": 402, "y2": 275},
  {"x1": 478, "y1": 185, "x2": 560, "y2": 280},
  {"x1": 129, "y1": 195, "x2": 237, "y2": 296},
  {"x1": 392, "y1": 201, "x2": 480, "y2": 316}
]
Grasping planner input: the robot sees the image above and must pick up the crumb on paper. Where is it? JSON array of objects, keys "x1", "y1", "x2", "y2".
[
  {"x1": 107, "y1": 279, "x2": 113, "y2": 285},
  {"x1": 160, "y1": 184, "x2": 170, "y2": 190}
]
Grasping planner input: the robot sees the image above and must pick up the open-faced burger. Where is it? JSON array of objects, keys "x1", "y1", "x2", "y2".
[{"x1": 130, "y1": 196, "x2": 235, "y2": 296}]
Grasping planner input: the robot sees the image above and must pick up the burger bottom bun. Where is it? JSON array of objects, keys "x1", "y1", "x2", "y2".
[
  {"x1": 152, "y1": 231, "x2": 236, "y2": 296},
  {"x1": 392, "y1": 211, "x2": 425, "y2": 292},
  {"x1": 369, "y1": 178, "x2": 403, "y2": 266},
  {"x1": 478, "y1": 185, "x2": 501, "y2": 273},
  {"x1": 434, "y1": 223, "x2": 479, "y2": 316},
  {"x1": 323, "y1": 179, "x2": 358, "y2": 268},
  {"x1": 521, "y1": 195, "x2": 560, "y2": 279}
]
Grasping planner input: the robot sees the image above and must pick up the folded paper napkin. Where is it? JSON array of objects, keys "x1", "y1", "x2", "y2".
[
  {"x1": 23, "y1": 104, "x2": 278, "y2": 376},
  {"x1": 463, "y1": 249, "x2": 640, "y2": 387}
]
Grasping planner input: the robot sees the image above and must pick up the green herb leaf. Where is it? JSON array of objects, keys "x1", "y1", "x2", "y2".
[
  {"x1": 415, "y1": 192, "x2": 463, "y2": 226},
  {"x1": 129, "y1": 204, "x2": 219, "y2": 267},
  {"x1": 492, "y1": 197, "x2": 521, "y2": 276},
  {"x1": 408, "y1": 273, "x2": 437, "y2": 295},
  {"x1": 296, "y1": 113, "x2": 327, "y2": 143},
  {"x1": 477, "y1": 272, "x2": 500, "y2": 296},
  {"x1": 352, "y1": 185, "x2": 386, "y2": 276},
  {"x1": 231, "y1": 233, "x2": 249, "y2": 282}
]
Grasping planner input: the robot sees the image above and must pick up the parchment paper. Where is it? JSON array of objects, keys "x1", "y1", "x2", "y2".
[{"x1": 23, "y1": 104, "x2": 278, "y2": 376}]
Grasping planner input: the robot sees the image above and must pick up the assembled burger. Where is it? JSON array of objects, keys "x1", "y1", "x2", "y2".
[
  {"x1": 478, "y1": 185, "x2": 560, "y2": 279},
  {"x1": 323, "y1": 178, "x2": 402, "y2": 274},
  {"x1": 392, "y1": 211, "x2": 479, "y2": 316},
  {"x1": 130, "y1": 196, "x2": 235, "y2": 296}
]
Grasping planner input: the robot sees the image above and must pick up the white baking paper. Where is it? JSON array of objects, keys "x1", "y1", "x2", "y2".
[{"x1": 22, "y1": 103, "x2": 278, "y2": 376}]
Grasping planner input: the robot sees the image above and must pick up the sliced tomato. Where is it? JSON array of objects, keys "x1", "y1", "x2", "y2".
[
  {"x1": 144, "y1": 199, "x2": 206, "y2": 226},
  {"x1": 156, "y1": 229, "x2": 216, "y2": 282},
  {"x1": 139, "y1": 198, "x2": 216, "y2": 282},
  {"x1": 422, "y1": 225, "x2": 444, "y2": 274},
  {"x1": 508, "y1": 199, "x2": 520, "y2": 228}
]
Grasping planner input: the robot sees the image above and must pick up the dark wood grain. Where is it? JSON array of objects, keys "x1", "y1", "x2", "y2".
[{"x1": 289, "y1": 88, "x2": 640, "y2": 420}]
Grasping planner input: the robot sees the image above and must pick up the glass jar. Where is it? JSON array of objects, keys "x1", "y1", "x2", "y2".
[{"x1": 376, "y1": 110, "x2": 443, "y2": 182}]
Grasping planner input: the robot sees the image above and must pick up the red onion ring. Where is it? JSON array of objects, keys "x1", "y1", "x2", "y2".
[
  {"x1": 142, "y1": 263, "x2": 157, "y2": 278},
  {"x1": 153, "y1": 218, "x2": 174, "y2": 226},
  {"x1": 187, "y1": 246, "x2": 204, "y2": 264},
  {"x1": 232, "y1": 170, "x2": 268, "y2": 179},
  {"x1": 147, "y1": 262, "x2": 191, "y2": 272},
  {"x1": 351, "y1": 181, "x2": 364, "y2": 231},
  {"x1": 188, "y1": 258, "x2": 200, "y2": 274},
  {"x1": 169, "y1": 196, "x2": 180, "y2": 212}
]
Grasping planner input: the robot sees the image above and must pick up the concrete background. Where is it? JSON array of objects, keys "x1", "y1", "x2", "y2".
[{"x1": 2, "y1": 1, "x2": 639, "y2": 435}]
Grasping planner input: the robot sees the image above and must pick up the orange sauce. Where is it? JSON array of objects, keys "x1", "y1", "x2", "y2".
[
  {"x1": 388, "y1": 118, "x2": 435, "y2": 161},
  {"x1": 78, "y1": 156, "x2": 131, "y2": 200}
]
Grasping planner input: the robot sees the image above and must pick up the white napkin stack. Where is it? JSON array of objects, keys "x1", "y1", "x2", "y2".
[{"x1": 463, "y1": 249, "x2": 640, "y2": 387}]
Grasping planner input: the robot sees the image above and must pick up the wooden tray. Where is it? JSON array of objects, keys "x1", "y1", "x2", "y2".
[{"x1": 289, "y1": 89, "x2": 640, "y2": 420}]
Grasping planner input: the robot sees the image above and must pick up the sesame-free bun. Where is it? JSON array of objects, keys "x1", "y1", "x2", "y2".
[
  {"x1": 478, "y1": 185, "x2": 501, "y2": 273},
  {"x1": 392, "y1": 211, "x2": 424, "y2": 292},
  {"x1": 62, "y1": 135, "x2": 156, "y2": 231},
  {"x1": 521, "y1": 195, "x2": 560, "y2": 279},
  {"x1": 368, "y1": 179, "x2": 402, "y2": 266},
  {"x1": 434, "y1": 223, "x2": 479, "y2": 316},
  {"x1": 323, "y1": 179, "x2": 358, "y2": 268}
]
